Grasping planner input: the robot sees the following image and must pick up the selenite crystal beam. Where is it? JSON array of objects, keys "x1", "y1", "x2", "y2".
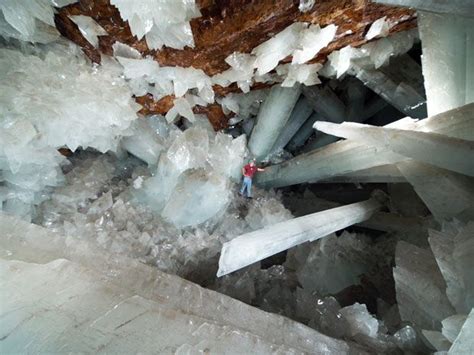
[
  {"x1": 314, "y1": 121, "x2": 474, "y2": 176},
  {"x1": 248, "y1": 84, "x2": 301, "y2": 160},
  {"x1": 350, "y1": 57, "x2": 427, "y2": 118},
  {"x1": 255, "y1": 103, "x2": 474, "y2": 188},
  {"x1": 286, "y1": 112, "x2": 323, "y2": 151},
  {"x1": 270, "y1": 96, "x2": 314, "y2": 154},
  {"x1": 418, "y1": 11, "x2": 474, "y2": 116},
  {"x1": 217, "y1": 196, "x2": 383, "y2": 277}
]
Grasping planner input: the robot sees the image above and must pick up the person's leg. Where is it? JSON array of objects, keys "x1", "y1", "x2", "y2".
[
  {"x1": 247, "y1": 177, "x2": 253, "y2": 198},
  {"x1": 239, "y1": 178, "x2": 246, "y2": 195}
]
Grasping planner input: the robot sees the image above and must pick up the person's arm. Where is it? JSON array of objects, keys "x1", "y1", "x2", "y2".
[
  {"x1": 242, "y1": 167, "x2": 246, "y2": 175},
  {"x1": 257, "y1": 167, "x2": 265, "y2": 172}
]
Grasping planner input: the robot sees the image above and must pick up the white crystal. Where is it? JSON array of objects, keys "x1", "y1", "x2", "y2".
[
  {"x1": 314, "y1": 121, "x2": 474, "y2": 177},
  {"x1": 248, "y1": 84, "x2": 301, "y2": 160},
  {"x1": 298, "y1": 0, "x2": 315, "y2": 12},
  {"x1": 292, "y1": 24, "x2": 337, "y2": 64},
  {"x1": 0, "y1": 44, "x2": 139, "y2": 215},
  {"x1": 69, "y1": 15, "x2": 108, "y2": 48},
  {"x1": 256, "y1": 103, "x2": 474, "y2": 188},
  {"x1": 365, "y1": 17, "x2": 391, "y2": 40},
  {"x1": 418, "y1": 11, "x2": 474, "y2": 116},
  {"x1": 278, "y1": 63, "x2": 322, "y2": 87},
  {"x1": 449, "y1": 309, "x2": 474, "y2": 354},
  {"x1": 217, "y1": 196, "x2": 382, "y2": 276},
  {"x1": 112, "y1": 42, "x2": 142, "y2": 59},
  {"x1": 393, "y1": 241, "x2": 455, "y2": 330},
  {"x1": 442, "y1": 314, "x2": 468, "y2": 343},
  {"x1": 0, "y1": 0, "x2": 60, "y2": 43},
  {"x1": 252, "y1": 22, "x2": 308, "y2": 76},
  {"x1": 340, "y1": 303, "x2": 379, "y2": 338},
  {"x1": 110, "y1": 0, "x2": 201, "y2": 50}
]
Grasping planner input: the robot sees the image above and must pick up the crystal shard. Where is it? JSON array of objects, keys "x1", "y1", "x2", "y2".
[
  {"x1": 448, "y1": 309, "x2": 474, "y2": 354},
  {"x1": 69, "y1": 15, "x2": 107, "y2": 48},
  {"x1": 292, "y1": 24, "x2": 337, "y2": 64},
  {"x1": 398, "y1": 161, "x2": 474, "y2": 222},
  {"x1": 217, "y1": 196, "x2": 383, "y2": 277},
  {"x1": 365, "y1": 17, "x2": 391, "y2": 40},
  {"x1": 393, "y1": 241, "x2": 455, "y2": 330}
]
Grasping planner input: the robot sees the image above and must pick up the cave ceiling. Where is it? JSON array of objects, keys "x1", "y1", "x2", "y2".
[{"x1": 55, "y1": 0, "x2": 416, "y2": 129}]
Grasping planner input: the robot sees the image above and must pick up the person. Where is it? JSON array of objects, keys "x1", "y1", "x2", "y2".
[{"x1": 239, "y1": 159, "x2": 265, "y2": 199}]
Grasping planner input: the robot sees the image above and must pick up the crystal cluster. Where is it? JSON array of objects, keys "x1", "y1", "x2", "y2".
[
  {"x1": 117, "y1": 56, "x2": 214, "y2": 122},
  {"x1": 110, "y1": 0, "x2": 201, "y2": 50},
  {"x1": 0, "y1": 0, "x2": 76, "y2": 43},
  {"x1": 0, "y1": 42, "x2": 139, "y2": 220}
]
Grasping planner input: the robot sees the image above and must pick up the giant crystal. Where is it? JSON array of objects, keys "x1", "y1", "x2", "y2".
[
  {"x1": 248, "y1": 84, "x2": 301, "y2": 160},
  {"x1": 314, "y1": 121, "x2": 474, "y2": 177},
  {"x1": 418, "y1": 11, "x2": 474, "y2": 116},
  {"x1": 0, "y1": 213, "x2": 364, "y2": 354},
  {"x1": 217, "y1": 195, "x2": 383, "y2": 276},
  {"x1": 256, "y1": 103, "x2": 474, "y2": 188}
]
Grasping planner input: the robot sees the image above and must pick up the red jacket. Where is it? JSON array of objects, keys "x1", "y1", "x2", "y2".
[{"x1": 243, "y1": 164, "x2": 258, "y2": 178}]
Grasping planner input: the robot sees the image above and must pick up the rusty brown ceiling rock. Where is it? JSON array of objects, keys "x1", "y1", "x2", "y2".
[{"x1": 55, "y1": 0, "x2": 417, "y2": 129}]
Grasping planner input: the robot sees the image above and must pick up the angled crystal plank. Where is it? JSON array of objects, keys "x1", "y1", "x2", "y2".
[
  {"x1": 256, "y1": 103, "x2": 474, "y2": 188},
  {"x1": 314, "y1": 121, "x2": 474, "y2": 176},
  {"x1": 217, "y1": 196, "x2": 383, "y2": 277}
]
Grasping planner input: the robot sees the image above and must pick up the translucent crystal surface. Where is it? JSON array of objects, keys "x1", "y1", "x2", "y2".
[
  {"x1": 248, "y1": 84, "x2": 301, "y2": 160},
  {"x1": 217, "y1": 196, "x2": 382, "y2": 276},
  {"x1": 418, "y1": 11, "x2": 474, "y2": 116},
  {"x1": 448, "y1": 309, "x2": 474, "y2": 354},
  {"x1": 314, "y1": 121, "x2": 474, "y2": 176},
  {"x1": 340, "y1": 303, "x2": 379, "y2": 338},
  {"x1": 365, "y1": 17, "x2": 391, "y2": 40},
  {"x1": 110, "y1": 0, "x2": 201, "y2": 49},
  {"x1": 292, "y1": 24, "x2": 337, "y2": 64},
  {"x1": 0, "y1": 213, "x2": 361, "y2": 354},
  {"x1": 69, "y1": 15, "x2": 107, "y2": 48},
  {"x1": 393, "y1": 241, "x2": 455, "y2": 330},
  {"x1": 0, "y1": 0, "x2": 61, "y2": 43},
  {"x1": 0, "y1": 43, "x2": 139, "y2": 216},
  {"x1": 256, "y1": 103, "x2": 474, "y2": 188}
]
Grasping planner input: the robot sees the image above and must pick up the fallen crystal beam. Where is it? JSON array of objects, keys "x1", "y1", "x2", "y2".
[
  {"x1": 417, "y1": 11, "x2": 474, "y2": 116},
  {"x1": 372, "y1": 0, "x2": 474, "y2": 17},
  {"x1": 256, "y1": 103, "x2": 474, "y2": 188},
  {"x1": 397, "y1": 161, "x2": 474, "y2": 222},
  {"x1": 314, "y1": 121, "x2": 474, "y2": 177},
  {"x1": 270, "y1": 96, "x2": 313, "y2": 154},
  {"x1": 248, "y1": 84, "x2": 301, "y2": 160},
  {"x1": 217, "y1": 195, "x2": 383, "y2": 277},
  {"x1": 350, "y1": 54, "x2": 427, "y2": 118}
]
